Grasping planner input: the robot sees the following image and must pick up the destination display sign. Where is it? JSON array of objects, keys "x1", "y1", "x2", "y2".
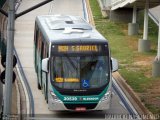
[{"x1": 56, "y1": 45, "x2": 101, "y2": 53}]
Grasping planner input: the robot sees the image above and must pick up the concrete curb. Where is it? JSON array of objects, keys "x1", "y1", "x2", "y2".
[
  {"x1": 15, "y1": 68, "x2": 27, "y2": 116},
  {"x1": 85, "y1": 0, "x2": 95, "y2": 26},
  {"x1": 15, "y1": 77, "x2": 21, "y2": 115},
  {"x1": 112, "y1": 72, "x2": 152, "y2": 117}
]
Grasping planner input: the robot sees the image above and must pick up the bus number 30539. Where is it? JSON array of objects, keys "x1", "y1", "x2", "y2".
[{"x1": 64, "y1": 97, "x2": 78, "y2": 101}]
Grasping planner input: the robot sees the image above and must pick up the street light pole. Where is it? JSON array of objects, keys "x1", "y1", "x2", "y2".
[{"x1": 3, "y1": 0, "x2": 15, "y2": 117}]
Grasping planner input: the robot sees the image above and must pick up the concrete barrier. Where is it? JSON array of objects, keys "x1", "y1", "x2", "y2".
[
  {"x1": 138, "y1": 39, "x2": 151, "y2": 52},
  {"x1": 128, "y1": 23, "x2": 139, "y2": 35},
  {"x1": 113, "y1": 72, "x2": 153, "y2": 119},
  {"x1": 152, "y1": 60, "x2": 160, "y2": 77}
]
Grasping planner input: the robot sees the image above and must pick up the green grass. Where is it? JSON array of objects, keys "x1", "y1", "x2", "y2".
[
  {"x1": 120, "y1": 69, "x2": 151, "y2": 92},
  {"x1": 145, "y1": 104, "x2": 160, "y2": 115},
  {"x1": 89, "y1": 0, "x2": 160, "y2": 115}
]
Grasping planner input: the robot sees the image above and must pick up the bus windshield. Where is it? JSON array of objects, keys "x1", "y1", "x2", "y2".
[{"x1": 51, "y1": 55, "x2": 109, "y2": 89}]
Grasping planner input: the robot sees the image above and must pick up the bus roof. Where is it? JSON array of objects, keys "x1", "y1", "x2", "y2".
[{"x1": 36, "y1": 15, "x2": 108, "y2": 44}]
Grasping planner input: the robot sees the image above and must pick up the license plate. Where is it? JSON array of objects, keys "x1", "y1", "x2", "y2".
[{"x1": 75, "y1": 107, "x2": 86, "y2": 111}]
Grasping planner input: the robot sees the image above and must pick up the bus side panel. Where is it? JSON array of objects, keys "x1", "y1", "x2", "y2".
[
  {"x1": 41, "y1": 42, "x2": 49, "y2": 102},
  {"x1": 34, "y1": 27, "x2": 45, "y2": 89},
  {"x1": 34, "y1": 23, "x2": 42, "y2": 89},
  {"x1": 33, "y1": 23, "x2": 38, "y2": 73}
]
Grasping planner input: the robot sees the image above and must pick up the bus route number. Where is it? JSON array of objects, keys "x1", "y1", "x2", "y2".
[{"x1": 64, "y1": 97, "x2": 78, "y2": 101}]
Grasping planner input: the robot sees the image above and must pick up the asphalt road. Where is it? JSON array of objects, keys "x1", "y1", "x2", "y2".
[{"x1": 14, "y1": 0, "x2": 136, "y2": 119}]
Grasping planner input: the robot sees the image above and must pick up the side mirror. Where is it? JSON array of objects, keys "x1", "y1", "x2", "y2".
[
  {"x1": 42, "y1": 58, "x2": 49, "y2": 72},
  {"x1": 111, "y1": 58, "x2": 118, "y2": 72}
]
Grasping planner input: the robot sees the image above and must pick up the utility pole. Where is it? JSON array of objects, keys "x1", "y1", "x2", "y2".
[{"x1": 3, "y1": 0, "x2": 15, "y2": 118}]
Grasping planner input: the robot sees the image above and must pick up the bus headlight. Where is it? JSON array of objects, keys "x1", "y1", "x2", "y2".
[
  {"x1": 50, "y1": 91, "x2": 61, "y2": 102},
  {"x1": 101, "y1": 91, "x2": 111, "y2": 101}
]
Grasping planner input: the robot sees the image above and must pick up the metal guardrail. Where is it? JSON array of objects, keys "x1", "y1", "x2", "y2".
[
  {"x1": 14, "y1": 0, "x2": 35, "y2": 117},
  {"x1": 14, "y1": 49, "x2": 35, "y2": 117}
]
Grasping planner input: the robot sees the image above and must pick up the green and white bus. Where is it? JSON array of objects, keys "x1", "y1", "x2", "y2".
[{"x1": 34, "y1": 15, "x2": 118, "y2": 111}]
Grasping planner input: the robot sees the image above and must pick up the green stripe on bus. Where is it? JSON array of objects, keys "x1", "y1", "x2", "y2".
[{"x1": 52, "y1": 84, "x2": 109, "y2": 104}]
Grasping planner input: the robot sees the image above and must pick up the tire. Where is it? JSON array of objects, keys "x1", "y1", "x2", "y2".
[
  {"x1": 37, "y1": 83, "x2": 42, "y2": 90},
  {"x1": 43, "y1": 84, "x2": 45, "y2": 97},
  {"x1": 45, "y1": 85, "x2": 48, "y2": 103},
  {"x1": 46, "y1": 91, "x2": 48, "y2": 103},
  {"x1": 46, "y1": 79, "x2": 48, "y2": 103},
  {"x1": 37, "y1": 80, "x2": 41, "y2": 90},
  {"x1": 37, "y1": 69, "x2": 42, "y2": 90}
]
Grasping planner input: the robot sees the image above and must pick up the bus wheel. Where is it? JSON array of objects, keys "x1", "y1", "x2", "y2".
[
  {"x1": 45, "y1": 87, "x2": 48, "y2": 103},
  {"x1": 37, "y1": 81, "x2": 41, "y2": 90},
  {"x1": 43, "y1": 84, "x2": 46, "y2": 98}
]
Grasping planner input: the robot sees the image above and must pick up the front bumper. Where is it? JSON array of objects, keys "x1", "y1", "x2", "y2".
[{"x1": 48, "y1": 96, "x2": 111, "y2": 111}]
